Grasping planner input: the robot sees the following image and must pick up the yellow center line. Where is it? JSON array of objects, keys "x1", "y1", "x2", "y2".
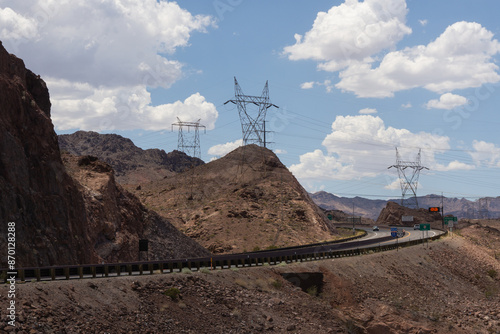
[{"x1": 378, "y1": 230, "x2": 412, "y2": 244}]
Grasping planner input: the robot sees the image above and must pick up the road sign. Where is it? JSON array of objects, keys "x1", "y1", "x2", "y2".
[
  {"x1": 419, "y1": 224, "x2": 431, "y2": 231},
  {"x1": 402, "y1": 216, "x2": 414, "y2": 222},
  {"x1": 448, "y1": 222, "x2": 454, "y2": 228},
  {"x1": 390, "y1": 227, "x2": 398, "y2": 238},
  {"x1": 429, "y1": 207, "x2": 440, "y2": 212},
  {"x1": 443, "y1": 216, "x2": 457, "y2": 225},
  {"x1": 327, "y1": 214, "x2": 333, "y2": 220}
]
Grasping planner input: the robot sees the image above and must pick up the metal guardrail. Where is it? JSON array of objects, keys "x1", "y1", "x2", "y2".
[{"x1": 0, "y1": 230, "x2": 446, "y2": 283}]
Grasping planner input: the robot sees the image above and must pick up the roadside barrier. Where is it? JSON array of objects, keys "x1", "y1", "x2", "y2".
[{"x1": 1, "y1": 230, "x2": 446, "y2": 283}]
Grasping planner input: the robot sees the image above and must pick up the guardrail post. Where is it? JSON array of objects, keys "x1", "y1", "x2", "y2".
[
  {"x1": 127, "y1": 264, "x2": 132, "y2": 275},
  {"x1": 78, "y1": 267, "x2": 83, "y2": 279},
  {"x1": 115, "y1": 265, "x2": 120, "y2": 276},
  {"x1": 18, "y1": 269, "x2": 25, "y2": 282},
  {"x1": 50, "y1": 268, "x2": 55, "y2": 281},
  {"x1": 159, "y1": 263, "x2": 164, "y2": 273},
  {"x1": 139, "y1": 264, "x2": 143, "y2": 275},
  {"x1": 104, "y1": 265, "x2": 109, "y2": 277},
  {"x1": 149, "y1": 264, "x2": 153, "y2": 274},
  {"x1": 91, "y1": 266, "x2": 96, "y2": 278},
  {"x1": 35, "y1": 269, "x2": 41, "y2": 282},
  {"x1": 168, "y1": 262, "x2": 173, "y2": 273}
]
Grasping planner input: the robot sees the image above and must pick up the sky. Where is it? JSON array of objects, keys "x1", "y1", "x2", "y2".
[{"x1": 2, "y1": 0, "x2": 500, "y2": 201}]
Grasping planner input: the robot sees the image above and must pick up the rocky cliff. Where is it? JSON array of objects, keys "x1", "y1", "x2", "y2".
[
  {"x1": 58, "y1": 131, "x2": 204, "y2": 185},
  {"x1": 0, "y1": 42, "x2": 208, "y2": 267}
]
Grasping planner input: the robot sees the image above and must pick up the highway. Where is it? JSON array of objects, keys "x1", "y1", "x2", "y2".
[{"x1": 2, "y1": 225, "x2": 445, "y2": 282}]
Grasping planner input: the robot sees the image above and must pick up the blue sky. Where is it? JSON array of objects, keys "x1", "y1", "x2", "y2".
[{"x1": 2, "y1": 0, "x2": 500, "y2": 200}]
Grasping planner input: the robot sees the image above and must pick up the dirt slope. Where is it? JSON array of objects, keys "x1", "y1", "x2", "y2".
[
  {"x1": 129, "y1": 144, "x2": 338, "y2": 253},
  {"x1": 5, "y1": 224, "x2": 500, "y2": 333}
]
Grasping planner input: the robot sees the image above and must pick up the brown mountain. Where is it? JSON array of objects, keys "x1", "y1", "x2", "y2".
[
  {"x1": 311, "y1": 191, "x2": 500, "y2": 220},
  {"x1": 0, "y1": 42, "x2": 208, "y2": 267},
  {"x1": 58, "y1": 130, "x2": 204, "y2": 185},
  {"x1": 129, "y1": 144, "x2": 338, "y2": 253}
]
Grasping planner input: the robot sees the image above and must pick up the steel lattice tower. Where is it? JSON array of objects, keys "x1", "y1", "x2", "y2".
[
  {"x1": 388, "y1": 148, "x2": 428, "y2": 209},
  {"x1": 171, "y1": 118, "x2": 206, "y2": 159},
  {"x1": 224, "y1": 77, "x2": 278, "y2": 147}
]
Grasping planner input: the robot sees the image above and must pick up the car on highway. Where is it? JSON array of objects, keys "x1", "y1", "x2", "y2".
[
  {"x1": 413, "y1": 224, "x2": 420, "y2": 230},
  {"x1": 373, "y1": 226, "x2": 379, "y2": 231}
]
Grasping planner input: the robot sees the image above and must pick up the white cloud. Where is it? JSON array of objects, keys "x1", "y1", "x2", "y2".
[
  {"x1": 469, "y1": 140, "x2": 500, "y2": 167},
  {"x1": 289, "y1": 115, "x2": 475, "y2": 182},
  {"x1": 49, "y1": 79, "x2": 218, "y2": 131},
  {"x1": 359, "y1": 108, "x2": 377, "y2": 114},
  {"x1": 419, "y1": 19, "x2": 428, "y2": 27},
  {"x1": 0, "y1": 7, "x2": 37, "y2": 40},
  {"x1": 426, "y1": 93, "x2": 468, "y2": 110},
  {"x1": 401, "y1": 102, "x2": 412, "y2": 108},
  {"x1": 336, "y1": 21, "x2": 500, "y2": 97},
  {"x1": 0, "y1": 0, "x2": 217, "y2": 130},
  {"x1": 300, "y1": 81, "x2": 315, "y2": 89},
  {"x1": 384, "y1": 179, "x2": 400, "y2": 190},
  {"x1": 283, "y1": 0, "x2": 411, "y2": 72},
  {"x1": 208, "y1": 139, "x2": 243, "y2": 158},
  {"x1": 274, "y1": 149, "x2": 287, "y2": 154},
  {"x1": 300, "y1": 80, "x2": 333, "y2": 92}
]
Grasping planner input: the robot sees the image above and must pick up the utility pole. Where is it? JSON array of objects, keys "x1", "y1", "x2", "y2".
[
  {"x1": 224, "y1": 77, "x2": 278, "y2": 147},
  {"x1": 388, "y1": 147, "x2": 429, "y2": 209}
]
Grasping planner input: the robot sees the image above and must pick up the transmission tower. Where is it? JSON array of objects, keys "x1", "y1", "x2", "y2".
[
  {"x1": 224, "y1": 77, "x2": 278, "y2": 147},
  {"x1": 171, "y1": 118, "x2": 206, "y2": 159},
  {"x1": 388, "y1": 148, "x2": 428, "y2": 209}
]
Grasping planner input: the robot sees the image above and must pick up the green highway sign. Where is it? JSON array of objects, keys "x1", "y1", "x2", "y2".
[
  {"x1": 419, "y1": 224, "x2": 431, "y2": 231},
  {"x1": 443, "y1": 216, "x2": 457, "y2": 225}
]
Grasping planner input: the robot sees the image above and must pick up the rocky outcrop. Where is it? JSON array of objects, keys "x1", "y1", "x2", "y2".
[
  {"x1": 62, "y1": 153, "x2": 209, "y2": 261},
  {"x1": 0, "y1": 42, "x2": 208, "y2": 267},
  {"x1": 58, "y1": 131, "x2": 204, "y2": 185},
  {"x1": 376, "y1": 201, "x2": 442, "y2": 227}
]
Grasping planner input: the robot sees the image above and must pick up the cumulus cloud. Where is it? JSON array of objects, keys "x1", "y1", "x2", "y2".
[
  {"x1": 300, "y1": 81, "x2": 315, "y2": 89},
  {"x1": 289, "y1": 115, "x2": 475, "y2": 182},
  {"x1": 469, "y1": 140, "x2": 500, "y2": 167},
  {"x1": 0, "y1": 0, "x2": 217, "y2": 130},
  {"x1": 419, "y1": 19, "x2": 428, "y2": 27},
  {"x1": 426, "y1": 93, "x2": 468, "y2": 110},
  {"x1": 336, "y1": 21, "x2": 500, "y2": 97},
  {"x1": 283, "y1": 0, "x2": 411, "y2": 72},
  {"x1": 208, "y1": 139, "x2": 243, "y2": 158},
  {"x1": 359, "y1": 108, "x2": 377, "y2": 114}
]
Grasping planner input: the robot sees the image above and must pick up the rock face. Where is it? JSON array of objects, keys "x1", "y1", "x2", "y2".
[
  {"x1": 62, "y1": 154, "x2": 209, "y2": 262},
  {"x1": 0, "y1": 42, "x2": 94, "y2": 267},
  {"x1": 58, "y1": 131, "x2": 204, "y2": 185},
  {"x1": 130, "y1": 144, "x2": 338, "y2": 253},
  {"x1": 376, "y1": 201, "x2": 442, "y2": 227},
  {"x1": 0, "y1": 43, "x2": 208, "y2": 267}
]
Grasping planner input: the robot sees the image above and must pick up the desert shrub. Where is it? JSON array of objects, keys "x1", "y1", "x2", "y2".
[
  {"x1": 181, "y1": 267, "x2": 192, "y2": 274},
  {"x1": 164, "y1": 287, "x2": 180, "y2": 300},
  {"x1": 487, "y1": 269, "x2": 497, "y2": 279}
]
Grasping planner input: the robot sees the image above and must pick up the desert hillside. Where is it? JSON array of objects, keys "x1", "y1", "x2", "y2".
[
  {"x1": 129, "y1": 144, "x2": 338, "y2": 253},
  {"x1": 59, "y1": 130, "x2": 204, "y2": 185},
  {"x1": 6, "y1": 221, "x2": 499, "y2": 333}
]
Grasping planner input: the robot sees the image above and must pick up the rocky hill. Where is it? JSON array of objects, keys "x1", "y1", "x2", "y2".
[
  {"x1": 0, "y1": 43, "x2": 208, "y2": 267},
  {"x1": 376, "y1": 201, "x2": 443, "y2": 228},
  {"x1": 58, "y1": 130, "x2": 204, "y2": 185},
  {"x1": 129, "y1": 144, "x2": 338, "y2": 253}
]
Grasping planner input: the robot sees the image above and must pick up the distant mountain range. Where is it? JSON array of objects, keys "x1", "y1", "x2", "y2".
[{"x1": 310, "y1": 191, "x2": 500, "y2": 220}]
